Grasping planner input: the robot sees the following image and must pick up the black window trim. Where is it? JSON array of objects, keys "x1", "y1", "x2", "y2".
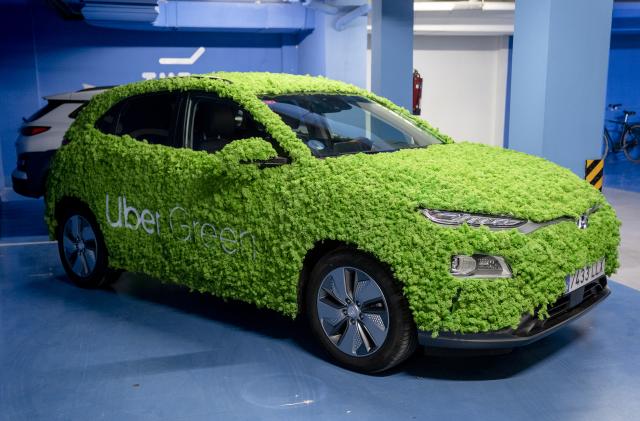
[
  {"x1": 68, "y1": 102, "x2": 89, "y2": 119},
  {"x1": 94, "y1": 90, "x2": 184, "y2": 149},
  {"x1": 182, "y1": 90, "x2": 291, "y2": 162}
]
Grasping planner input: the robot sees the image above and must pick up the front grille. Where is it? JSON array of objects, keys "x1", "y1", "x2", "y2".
[
  {"x1": 547, "y1": 277, "x2": 607, "y2": 318},
  {"x1": 515, "y1": 277, "x2": 608, "y2": 337}
]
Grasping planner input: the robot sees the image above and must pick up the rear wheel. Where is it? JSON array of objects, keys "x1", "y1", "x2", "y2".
[
  {"x1": 623, "y1": 124, "x2": 640, "y2": 162},
  {"x1": 305, "y1": 250, "x2": 417, "y2": 373},
  {"x1": 57, "y1": 205, "x2": 117, "y2": 288}
]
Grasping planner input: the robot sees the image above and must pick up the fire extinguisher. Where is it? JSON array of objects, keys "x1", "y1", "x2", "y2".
[{"x1": 412, "y1": 69, "x2": 423, "y2": 116}]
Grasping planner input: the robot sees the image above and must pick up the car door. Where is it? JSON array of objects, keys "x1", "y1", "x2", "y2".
[
  {"x1": 160, "y1": 90, "x2": 293, "y2": 303},
  {"x1": 94, "y1": 90, "x2": 186, "y2": 276}
]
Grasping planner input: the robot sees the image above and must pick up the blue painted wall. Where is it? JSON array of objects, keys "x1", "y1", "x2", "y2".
[
  {"x1": 604, "y1": 34, "x2": 640, "y2": 140},
  {"x1": 0, "y1": 0, "x2": 296, "y2": 188}
]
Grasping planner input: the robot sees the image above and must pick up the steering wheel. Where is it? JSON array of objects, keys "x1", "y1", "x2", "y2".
[{"x1": 351, "y1": 136, "x2": 374, "y2": 151}]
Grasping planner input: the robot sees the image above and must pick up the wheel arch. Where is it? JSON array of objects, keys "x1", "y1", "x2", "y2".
[
  {"x1": 54, "y1": 196, "x2": 94, "y2": 222},
  {"x1": 297, "y1": 239, "x2": 395, "y2": 317},
  {"x1": 52, "y1": 196, "x2": 97, "y2": 236}
]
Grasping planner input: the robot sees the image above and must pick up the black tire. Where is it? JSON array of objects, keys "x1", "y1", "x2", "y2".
[
  {"x1": 623, "y1": 124, "x2": 640, "y2": 163},
  {"x1": 56, "y1": 204, "x2": 118, "y2": 288},
  {"x1": 305, "y1": 249, "x2": 417, "y2": 373}
]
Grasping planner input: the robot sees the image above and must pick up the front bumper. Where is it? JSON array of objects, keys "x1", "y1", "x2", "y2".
[{"x1": 419, "y1": 277, "x2": 610, "y2": 349}]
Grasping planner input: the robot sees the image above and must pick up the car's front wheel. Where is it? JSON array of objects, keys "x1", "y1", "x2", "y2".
[
  {"x1": 57, "y1": 205, "x2": 117, "y2": 288},
  {"x1": 306, "y1": 250, "x2": 417, "y2": 373}
]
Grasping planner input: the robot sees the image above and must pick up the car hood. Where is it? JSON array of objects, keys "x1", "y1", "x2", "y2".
[{"x1": 326, "y1": 142, "x2": 605, "y2": 222}]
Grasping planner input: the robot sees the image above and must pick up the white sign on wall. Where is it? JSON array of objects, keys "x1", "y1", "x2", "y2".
[{"x1": 141, "y1": 47, "x2": 206, "y2": 80}]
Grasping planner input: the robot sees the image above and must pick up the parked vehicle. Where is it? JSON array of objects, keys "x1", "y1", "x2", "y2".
[
  {"x1": 45, "y1": 73, "x2": 620, "y2": 373},
  {"x1": 602, "y1": 103, "x2": 640, "y2": 163},
  {"x1": 12, "y1": 86, "x2": 111, "y2": 197}
]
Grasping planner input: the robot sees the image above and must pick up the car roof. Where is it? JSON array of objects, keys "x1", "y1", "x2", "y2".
[
  {"x1": 198, "y1": 72, "x2": 363, "y2": 96},
  {"x1": 44, "y1": 86, "x2": 114, "y2": 102}
]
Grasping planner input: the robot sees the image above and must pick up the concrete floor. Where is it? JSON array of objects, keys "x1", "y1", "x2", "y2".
[
  {"x1": 601, "y1": 151, "x2": 640, "y2": 289},
  {"x1": 1, "y1": 242, "x2": 640, "y2": 421},
  {"x1": 603, "y1": 187, "x2": 640, "y2": 290},
  {"x1": 0, "y1": 157, "x2": 638, "y2": 421}
]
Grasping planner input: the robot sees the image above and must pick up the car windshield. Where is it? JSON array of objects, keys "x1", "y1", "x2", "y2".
[{"x1": 262, "y1": 94, "x2": 442, "y2": 157}]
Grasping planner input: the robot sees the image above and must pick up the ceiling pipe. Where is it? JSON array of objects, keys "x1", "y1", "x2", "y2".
[
  {"x1": 334, "y1": 3, "x2": 371, "y2": 31},
  {"x1": 301, "y1": 0, "x2": 339, "y2": 15},
  {"x1": 297, "y1": 0, "x2": 370, "y2": 31}
]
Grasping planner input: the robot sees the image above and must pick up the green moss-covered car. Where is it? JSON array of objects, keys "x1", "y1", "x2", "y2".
[{"x1": 45, "y1": 72, "x2": 620, "y2": 372}]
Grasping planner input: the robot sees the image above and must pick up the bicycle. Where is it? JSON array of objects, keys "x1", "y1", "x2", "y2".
[{"x1": 602, "y1": 104, "x2": 640, "y2": 163}]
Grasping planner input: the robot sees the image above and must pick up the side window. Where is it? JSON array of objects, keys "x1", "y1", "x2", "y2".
[
  {"x1": 109, "y1": 92, "x2": 179, "y2": 147},
  {"x1": 189, "y1": 96, "x2": 266, "y2": 154},
  {"x1": 68, "y1": 103, "x2": 88, "y2": 119},
  {"x1": 95, "y1": 102, "x2": 122, "y2": 135}
]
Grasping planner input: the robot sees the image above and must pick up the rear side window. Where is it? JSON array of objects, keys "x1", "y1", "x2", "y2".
[
  {"x1": 96, "y1": 92, "x2": 179, "y2": 147},
  {"x1": 24, "y1": 101, "x2": 61, "y2": 122},
  {"x1": 68, "y1": 103, "x2": 88, "y2": 119},
  {"x1": 118, "y1": 93, "x2": 178, "y2": 146},
  {"x1": 95, "y1": 102, "x2": 122, "y2": 135}
]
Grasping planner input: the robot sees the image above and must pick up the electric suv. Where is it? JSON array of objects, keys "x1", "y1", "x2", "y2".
[{"x1": 44, "y1": 73, "x2": 619, "y2": 373}]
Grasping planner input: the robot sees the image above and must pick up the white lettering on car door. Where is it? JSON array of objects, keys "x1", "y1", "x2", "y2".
[{"x1": 105, "y1": 194, "x2": 256, "y2": 259}]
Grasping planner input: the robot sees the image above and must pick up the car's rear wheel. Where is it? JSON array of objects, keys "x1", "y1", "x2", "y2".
[
  {"x1": 623, "y1": 124, "x2": 640, "y2": 162},
  {"x1": 305, "y1": 250, "x2": 417, "y2": 373},
  {"x1": 57, "y1": 205, "x2": 117, "y2": 288}
]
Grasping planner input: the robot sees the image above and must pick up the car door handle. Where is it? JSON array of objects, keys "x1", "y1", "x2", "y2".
[{"x1": 242, "y1": 157, "x2": 290, "y2": 169}]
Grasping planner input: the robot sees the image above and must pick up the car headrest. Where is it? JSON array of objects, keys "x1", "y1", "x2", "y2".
[{"x1": 206, "y1": 104, "x2": 236, "y2": 138}]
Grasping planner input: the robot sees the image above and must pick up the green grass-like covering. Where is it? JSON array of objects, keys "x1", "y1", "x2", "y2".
[{"x1": 45, "y1": 73, "x2": 620, "y2": 334}]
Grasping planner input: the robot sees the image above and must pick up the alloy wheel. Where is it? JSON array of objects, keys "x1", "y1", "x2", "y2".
[
  {"x1": 316, "y1": 266, "x2": 389, "y2": 357},
  {"x1": 62, "y1": 215, "x2": 98, "y2": 277}
]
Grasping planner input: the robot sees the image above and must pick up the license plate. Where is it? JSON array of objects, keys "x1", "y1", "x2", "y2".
[{"x1": 565, "y1": 258, "x2": 605, "y2": 293}]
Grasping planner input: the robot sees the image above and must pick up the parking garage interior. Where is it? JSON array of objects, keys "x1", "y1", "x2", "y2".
[{"x1": 1, "y1": 1, "x2": 640, "y2": 420}]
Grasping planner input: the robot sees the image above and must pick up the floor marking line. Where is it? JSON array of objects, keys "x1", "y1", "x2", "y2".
[{"x1": 0, "y1": 240, "x2": 56, "y2": 247}]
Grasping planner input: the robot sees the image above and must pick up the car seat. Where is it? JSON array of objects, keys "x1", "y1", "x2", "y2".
[{"x1": 194, "y1": 103, "x2": 237, "y2": 153}]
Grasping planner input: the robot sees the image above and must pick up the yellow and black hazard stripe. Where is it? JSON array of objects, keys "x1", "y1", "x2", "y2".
[{"x1": 585, "y1": 159, "x2": 604, "y2": 191}]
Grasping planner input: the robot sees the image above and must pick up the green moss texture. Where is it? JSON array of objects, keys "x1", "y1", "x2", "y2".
[{"x1": 45, "y1": 72, "x2": 620, "y2": 334}]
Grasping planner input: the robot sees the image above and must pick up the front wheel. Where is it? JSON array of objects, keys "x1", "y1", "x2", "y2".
[
  {"x1": 623, "y1": 124, "x2": 640, "y2": 162},
  {"x1": 57, "y1": 205, "x2": 117, "y2": 288},
  {"x1": 305, "y1": 250, "x2": 417, "y2": 373}
]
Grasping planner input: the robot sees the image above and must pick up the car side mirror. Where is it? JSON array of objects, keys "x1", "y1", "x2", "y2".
[{"x1": 217, "y1": 138, "x2": 287, "y2": 177}]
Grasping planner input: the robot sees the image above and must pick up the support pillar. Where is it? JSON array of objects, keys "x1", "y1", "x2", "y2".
[
  {"x1": 298, "y1": 8, "x2": 368, "y2": 88},
  {"x1": 370, "y1": 0, "x2": 414, "y2": 110},
  {"x1": 508, "y1": 0, "x2": 613, "y2": 175}
]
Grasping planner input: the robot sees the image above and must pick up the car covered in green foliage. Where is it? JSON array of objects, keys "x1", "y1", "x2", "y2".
[{"x1": 45, "y1": 72, "x2": 620, "y2": 372}]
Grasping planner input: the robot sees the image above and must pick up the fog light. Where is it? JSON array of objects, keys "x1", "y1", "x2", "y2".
[{"x1": 451, "y1": 254, "x2": 512, "y2": 278}]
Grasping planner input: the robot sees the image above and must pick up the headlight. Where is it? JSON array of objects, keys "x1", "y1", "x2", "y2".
[
  {"x1": 451, "y1": 254, "x2": 512, "y2": 278},
  {"x1": 422, "y1": 209, "x2": 526, "y2": 229}
]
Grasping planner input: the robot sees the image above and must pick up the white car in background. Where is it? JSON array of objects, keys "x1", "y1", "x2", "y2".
[{"x1": 12, "y1": 86, "x2": 111, "y2": 197}]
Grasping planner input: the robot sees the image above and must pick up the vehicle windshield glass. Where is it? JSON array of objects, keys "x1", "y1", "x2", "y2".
[{"x1": 262, "y1": 94, "x2": 442, "y2": 157}]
